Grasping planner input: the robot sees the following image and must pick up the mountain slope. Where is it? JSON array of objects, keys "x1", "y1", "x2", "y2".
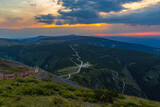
[
  {"x1": 17, "y1": 36, "x2": 52, "y2": 43},
  {"x1": 0, "y1": 41, "x2": 160, "y2": 100},
  {"x1": 104, "y1": 36, "x2": 160, "y2": 48},
  {"x1": 0, "y1": 58, "x2": 34, "y2": 76},
  {"x1": 0, "y1": 38, "x2": 21, "y2": 46},
  {"x1": 0, "y1": 58, "x2": 159, "y2": 106},
  {"x1": 31, "y1": 36, "x2": 160, "y2": 55}
]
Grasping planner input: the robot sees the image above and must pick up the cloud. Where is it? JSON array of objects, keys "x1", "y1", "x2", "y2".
[
  {"x1": 34, "y1": 0, "x2": 142, "y2": 25},
  {"x1": 34, "y1": 0, "x2": 160, "y2": 26},
  {"x1": 35, "y1": 14, "x2": 56, "y2": 24},
  {"x1": 104, "y1": 5, "x2": 160, "y2": 25},
  {"x1": 58, "y1": 0, "x2": 141, "y2": 12},
  {"x1": 55, "y1": 0, "x2": 142, "y2": 24}
]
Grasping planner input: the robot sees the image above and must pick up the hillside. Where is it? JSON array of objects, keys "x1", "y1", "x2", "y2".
[
  {"x1": 31, "y1": 36, "x2": 160, "y2": 55},
  {"x1": 0, "y1": 58, "x2": 159, "y2": 106},
  {"x1": 0, "y1": 58, "x2": 36, "y2": 80},
  {"x1": 0, "y1": 58, "x2": 85, "y2": 89},
  {"x1": 0, "y1": 38, "x2": 21, "y2": 46},
  {"x1": 0, "y1": 78, "x2": 160, "y2": 107},
  {"x1": 104, "y1": 36, "x2": 160, "y2": 48},
  {"x1": 0, "y1": 41, "x2": 160, "y2": 101}
]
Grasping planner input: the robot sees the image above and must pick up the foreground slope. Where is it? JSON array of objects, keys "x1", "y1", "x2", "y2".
[
  {"x1": 0, "y1": 78, "x2": 160, "y2": 107},
  {"x1": 0, "y1": 58, "x2": 159, "y2": 107}
]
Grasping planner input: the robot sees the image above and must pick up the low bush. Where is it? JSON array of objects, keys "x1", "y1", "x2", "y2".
[
  {"x1": 49, "y1": 97, "x2": 69, "y2": 107},
  {"x1": 0, "y1": 78, "x2": 120, "y2": 105},
  {"x1": 0, "y1": 98, "x2": 4, "y2": 106},
  {"x1": 22, "y1": 86, "x2": 44, "y2": 96},
  {"x1": 94, "y1": 89, "x2": 118, "y2": 103},
  {"x1": 15, "y1": 78, "x2": 26, "y2": 83},
  {"x1": 59, "y1": 90, "x2": 77, "y2": 99}
]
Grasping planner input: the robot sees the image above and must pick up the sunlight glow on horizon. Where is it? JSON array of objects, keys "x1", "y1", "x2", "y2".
[
  {"x1": 0, "y1": 23, "x2": 108, "y2": 29},
  {"x1": 43, "y1": 23, "x2": 107, "y2": 28},
  {"x1": 94, "y1": 32, "x2": 160, "y2": 36}
]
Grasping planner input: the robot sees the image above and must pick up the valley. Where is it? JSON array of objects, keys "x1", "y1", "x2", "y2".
[
  {"x1": 0, "y1": 36, "x2": 160, "y2": 101},
  {"x1": 61, "y1": 45, "x2": 84, "y2": 80}
]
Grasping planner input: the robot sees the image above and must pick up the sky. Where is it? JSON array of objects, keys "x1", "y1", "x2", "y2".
[{"x1": 0, "y1": 0, "x2": 160, "y2": 38}]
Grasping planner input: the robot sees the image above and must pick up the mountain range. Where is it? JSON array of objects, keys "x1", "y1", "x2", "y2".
[
  {"x1": 0, "y1": 35, "x2": 160, "y2": 101},
  {"x1": 103, "y1": 36, "x2": 160, "y2": 49}
]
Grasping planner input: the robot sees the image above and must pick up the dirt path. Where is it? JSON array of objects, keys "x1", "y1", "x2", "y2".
[{"x1": 66, "y1": 45, "x2": 84, "y2": 79}]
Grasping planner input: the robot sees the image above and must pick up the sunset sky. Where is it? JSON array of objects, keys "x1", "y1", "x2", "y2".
[{"x1": 0, "y1": 0, "x2": 160, "y2": 38}]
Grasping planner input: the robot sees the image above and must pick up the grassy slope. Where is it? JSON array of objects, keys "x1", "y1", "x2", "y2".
[
  {"x1": 0, "y1": 58, "x2": 31, "y2": 74},
  {"x1": 0, "y1": 78, "x2": 159, "y2": 107}
]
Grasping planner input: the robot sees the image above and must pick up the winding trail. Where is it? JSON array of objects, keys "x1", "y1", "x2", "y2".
[
  {"x1": 114, "y1": 72, "x2": 126, "y2": 94},
  {"x1": 121, "y1": 79, "x2": 126, "y2": 94},
  {"x1": 66, "y1": 45, "x2": 84, "y2": 80}
]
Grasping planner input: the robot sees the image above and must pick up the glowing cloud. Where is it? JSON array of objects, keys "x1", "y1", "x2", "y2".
[
  {"x1": 43, "y1": 23, "x2": 107, "y2": 28},
  {"x1": 123, "y1": 0, "x2": 160, "y2": 10}
]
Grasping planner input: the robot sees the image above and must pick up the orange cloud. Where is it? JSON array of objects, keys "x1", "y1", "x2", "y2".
[
  {"x1": 43, "y1": 23, "x2": 107, "y2": 28},
  {"x1": 0, "y1": 23, "x2": 107, "y2": 29},
  {"x1": 94, "y1": 32, "x2": 160, "y2": 36}
]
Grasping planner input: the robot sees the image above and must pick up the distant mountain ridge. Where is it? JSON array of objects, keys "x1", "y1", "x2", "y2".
[
  {"x1": 103, "y1": 36, "x2": 160, "y2": 48},
  {"x1": 0, "y1": 38, "x2": 21, "y2": 46},
  {"x1": 31, "y1": 35, "x2": 160, "y2": 56},
  {"x1": 16, "y1": 35, "x2": 77, "y2": 43}
]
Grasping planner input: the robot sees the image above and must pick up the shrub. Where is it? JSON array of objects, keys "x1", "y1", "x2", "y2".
[
  {"x1": 21, "y1": 86, "x2": 43, "y2": 96},
  {"x1": 94, "y1": 89, "x2": 118, "y2": 103},
  {"x1": 42, "y1": 89, "x2": 56, "y2": 96},
  {"x1": 15, "y1": 78, "x2": 39, "y2": 84},
  {"x1": 49, "y1": 97, "x2": 69, "y2": 107},
  {"x1": 66, "y1": 86, "x2": 77, "y2": 91},
  {"x1": 126, "y1": 101, "x2": 138, "y2": 106},
  {"x1": 15, "y1": 78, "x2": 26, "y2": 83},
  {"x1": 13, "y1": 103, "x2": 27, "y2": 107},
  {"x1": 74, "y1": 90, "x2": 83, "y2": 97},
  {"x1": 83, "y1": 91, "x2": 95, "y2": 97},
  {"x1": 113, "y1": 101, "x2": 138, "y2": 107},
  {"x1": 40, "y1": 82, "x2": 55, "y2": 89},
  {"x1": 83, "y1": 97, "x2": 96, "y2": 103},
  {"x1": 59, "y1": 90, "x2": 77, "y2": 99},
  {"x1": 0, "y1": 98, "x2": 4, "y2": 106},
  {"x1": 118, "y1": 94, "x2": 125, "y2": 99},
  {"x1": 1, "y1": 93, "x2": 16, "y2": 97},
  {"x1": 25, "y1": 78, "x2": 39, "y2": 83}
]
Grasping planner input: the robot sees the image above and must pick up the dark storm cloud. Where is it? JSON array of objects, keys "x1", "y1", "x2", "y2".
[
  {"x1": 35, "y1": 14, "x2": 56, "y2": 24},
  {"x1": 34, "y1": 0, "x2": 160, "y2": 25},
  {"x1": 57, "y1": 9, "x2": 100, "y2": 24},
  {"x1": 58, "y1": 0, "x2": 141, "y2": 12},
  {"x1": 104, "y1": 6, "x2": 160, "y2": 25},
  {"x1": 56, "y1": 0, "x2": 142, "y2": 24}
]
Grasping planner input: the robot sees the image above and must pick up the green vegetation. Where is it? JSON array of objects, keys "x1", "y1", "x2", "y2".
[
  {"x1": 0, "y1": 78, "x2": 118, "y2": 103},
  {"x1": 0, "y1": 58, "x2": 30, "y2": 74},
  {"x1": 0, "y1": 78, "x2": 159, "y2": 107},
  {"x1": 55, "y1": 66, "x2": 79, "y2": 76},
  {"x1": 0, "y1": 37, "x2": 160, "y2": 100}
]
